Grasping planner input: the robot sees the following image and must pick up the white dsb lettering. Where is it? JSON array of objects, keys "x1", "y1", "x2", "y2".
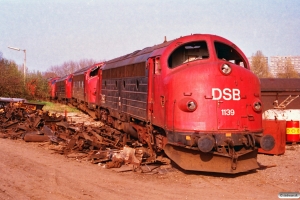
[
  {"x1": 212, "y1": 88, "x2": 240, "y2": 101},
  {"x1": 232, "y1": 89, "x2": 240, "y2": 100},
  {"x1": 223, "y1": 88, "x2": 231, "y2": 100}
]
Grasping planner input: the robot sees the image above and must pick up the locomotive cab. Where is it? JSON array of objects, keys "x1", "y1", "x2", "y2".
[{"x1": 157, "y1": 35, "x2": 275, "y2": 173}]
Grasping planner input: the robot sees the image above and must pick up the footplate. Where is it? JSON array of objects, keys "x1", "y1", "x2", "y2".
[{"x1": 164, "y1": 144, "x2": 259, "y2": 174}]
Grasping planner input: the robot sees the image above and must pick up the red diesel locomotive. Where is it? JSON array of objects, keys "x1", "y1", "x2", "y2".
[
  {"x1": 52, "y1": 34, "x2": 275, "y2": 173},
  {"x1": 71, "y1": 63, "x2": 103, "y2": 117},
  {"x1": 48, "y1": 77, "x2": 60, "y2": 100},
  {"x1": 55, "y1": 74, "x2": 73, "y2": 103}
]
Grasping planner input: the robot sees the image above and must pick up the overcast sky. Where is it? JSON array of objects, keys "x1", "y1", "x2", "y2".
[{"x1": 1, "y1": 0, "x2": 299, "y2": 72}]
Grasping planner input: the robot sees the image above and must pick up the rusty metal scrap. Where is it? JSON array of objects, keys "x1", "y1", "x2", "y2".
[
  {"x1": 0, "y1": 101, "x2": 65, "y2": 139},
  {"x1": 24, "y1": 133, "x2": 50, "y2": 142},
  {"x1": 0, "y1": 100, "x2": 170, "y2": 172}
]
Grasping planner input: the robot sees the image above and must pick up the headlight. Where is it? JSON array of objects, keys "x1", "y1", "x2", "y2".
[
  {"x1": 253, "y1": 101, "x2": 262, "y2": 112},
  {"x1": 187, "y1": 101, "x2": 197, "y2": 111},
  {"x1": 220, "y1": 63, "x2": 232, "y2": 75},
  {"x1": 178, "y1": 98, "x2": 198, "y2": 112}
]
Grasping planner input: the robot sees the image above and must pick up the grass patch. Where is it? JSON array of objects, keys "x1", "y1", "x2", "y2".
[{"x1": 39, "y1": 101, "x2": 79, "y2": 113}]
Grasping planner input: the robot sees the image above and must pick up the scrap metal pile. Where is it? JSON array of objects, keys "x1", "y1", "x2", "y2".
[{"x1": 0, "y1": 100, "x2": 170, "y2": 172}]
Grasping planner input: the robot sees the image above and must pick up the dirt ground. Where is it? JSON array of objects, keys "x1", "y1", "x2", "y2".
[{"x1": 0, "y1": 113, "x2": 299, "y2": 200}]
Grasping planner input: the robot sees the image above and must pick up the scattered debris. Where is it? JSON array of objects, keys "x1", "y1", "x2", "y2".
[{"x1": 0, "y1": 100, "x2": 170, "y2": 173}]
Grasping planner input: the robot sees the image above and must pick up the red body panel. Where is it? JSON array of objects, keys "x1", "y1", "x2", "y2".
[
  {"x1": 86, "y1": 75, "x2": 98, "y2": 104},
  {"x1": 162, "y1": 61, "x2": 261, "y2": 133},
  {"x1": 85, "y1": 63, "x2": 104, "y2": 106},
  {"x1": 65, "y1": 74, "x2": 73, "y2": 99},
  {"x1": 147, "y1": 34, "x2": 262, "y2": 135},
  {"x1": 95, "y1": 69, "x2": 102, "y2": 106}
]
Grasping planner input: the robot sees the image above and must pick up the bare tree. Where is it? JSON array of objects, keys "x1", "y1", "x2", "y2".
[
  {"x1": 250, "y1": 51, "x2": 273, "y2": 78},
  {"x1": 78, "y1": 58, "x2": 99, "y2": 69},
  {"x1": 47, "y1": 59, "x2": 100, "y2": 77},
  {"x1": 43, "y1": 71, "x2": 58, "y2": 79},
  {"x1": 276, "y1": 58, "x2": 300, "y2": 78}
]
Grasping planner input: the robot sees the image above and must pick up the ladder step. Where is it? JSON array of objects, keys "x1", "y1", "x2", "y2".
[{"x1": 274, "y1": 95, "x2": 299, "y2": 109}]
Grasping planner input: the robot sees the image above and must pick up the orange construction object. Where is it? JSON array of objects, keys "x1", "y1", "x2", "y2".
[{"x1": 259, "y1": 120, "x2": 286, "y2": 155}]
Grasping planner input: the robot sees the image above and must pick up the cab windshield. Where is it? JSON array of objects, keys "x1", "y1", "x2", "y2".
[
  {"x1": 214, "y1": 42, "x2": 246, "y2": 68},
  {"x1": 168, "y1": 41, "x2": 209, "y2": 68}
]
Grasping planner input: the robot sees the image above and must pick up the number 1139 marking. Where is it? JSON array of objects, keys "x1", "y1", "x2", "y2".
[{"x1": 221, "y1": 109, "x2": 235, "y2": 116}]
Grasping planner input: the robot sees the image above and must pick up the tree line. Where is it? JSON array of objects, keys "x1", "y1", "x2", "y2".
[
  {"x1": 0, "y1": 51, "x2": 99, "y2": 100},
  {"x1": 0, "y1": 56, "x2": 50, "y2": 100}
]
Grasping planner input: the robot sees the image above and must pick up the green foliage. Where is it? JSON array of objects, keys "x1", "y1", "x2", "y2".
[
  {"x1": 0, "y1": 53, "x2": 50, "y2": 100},
  {"x1": 25, "y1": 71, "x2": 50, "y2": 100},
  {"x1": 0, "y1": 58, "x2": 24, "y2": 97}
]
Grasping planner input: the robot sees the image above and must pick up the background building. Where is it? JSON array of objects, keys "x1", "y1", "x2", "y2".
[
  {"x1": 248, "y1": 56, "x2": 300, "y2": 77},
  {"x1": 269, "y1": 56, "x2": 300, "y2": 76}
]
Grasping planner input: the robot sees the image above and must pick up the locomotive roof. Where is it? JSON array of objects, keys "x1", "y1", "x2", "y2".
[
  {"x1": 101, "y1": 34, "x2": 245, "y2": 70},
  {"x1": 102, "y1": 40, "x2": 173, "y2": 70},
  {"x1": 73, "y1": 65, "x2": 91, "y2": 76},
  {"x1": 56, "y1": 74, "x2": 72, "y2": 82},
  {"x1": 47, "y1": 77, "x2": 60, "y2": 81},
  {"x1": 73, "y1": 62, "x2": 104, "y2": 76},
  {"x1": 260, "y1": 78, "x2": 300, "y2": 92}
]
